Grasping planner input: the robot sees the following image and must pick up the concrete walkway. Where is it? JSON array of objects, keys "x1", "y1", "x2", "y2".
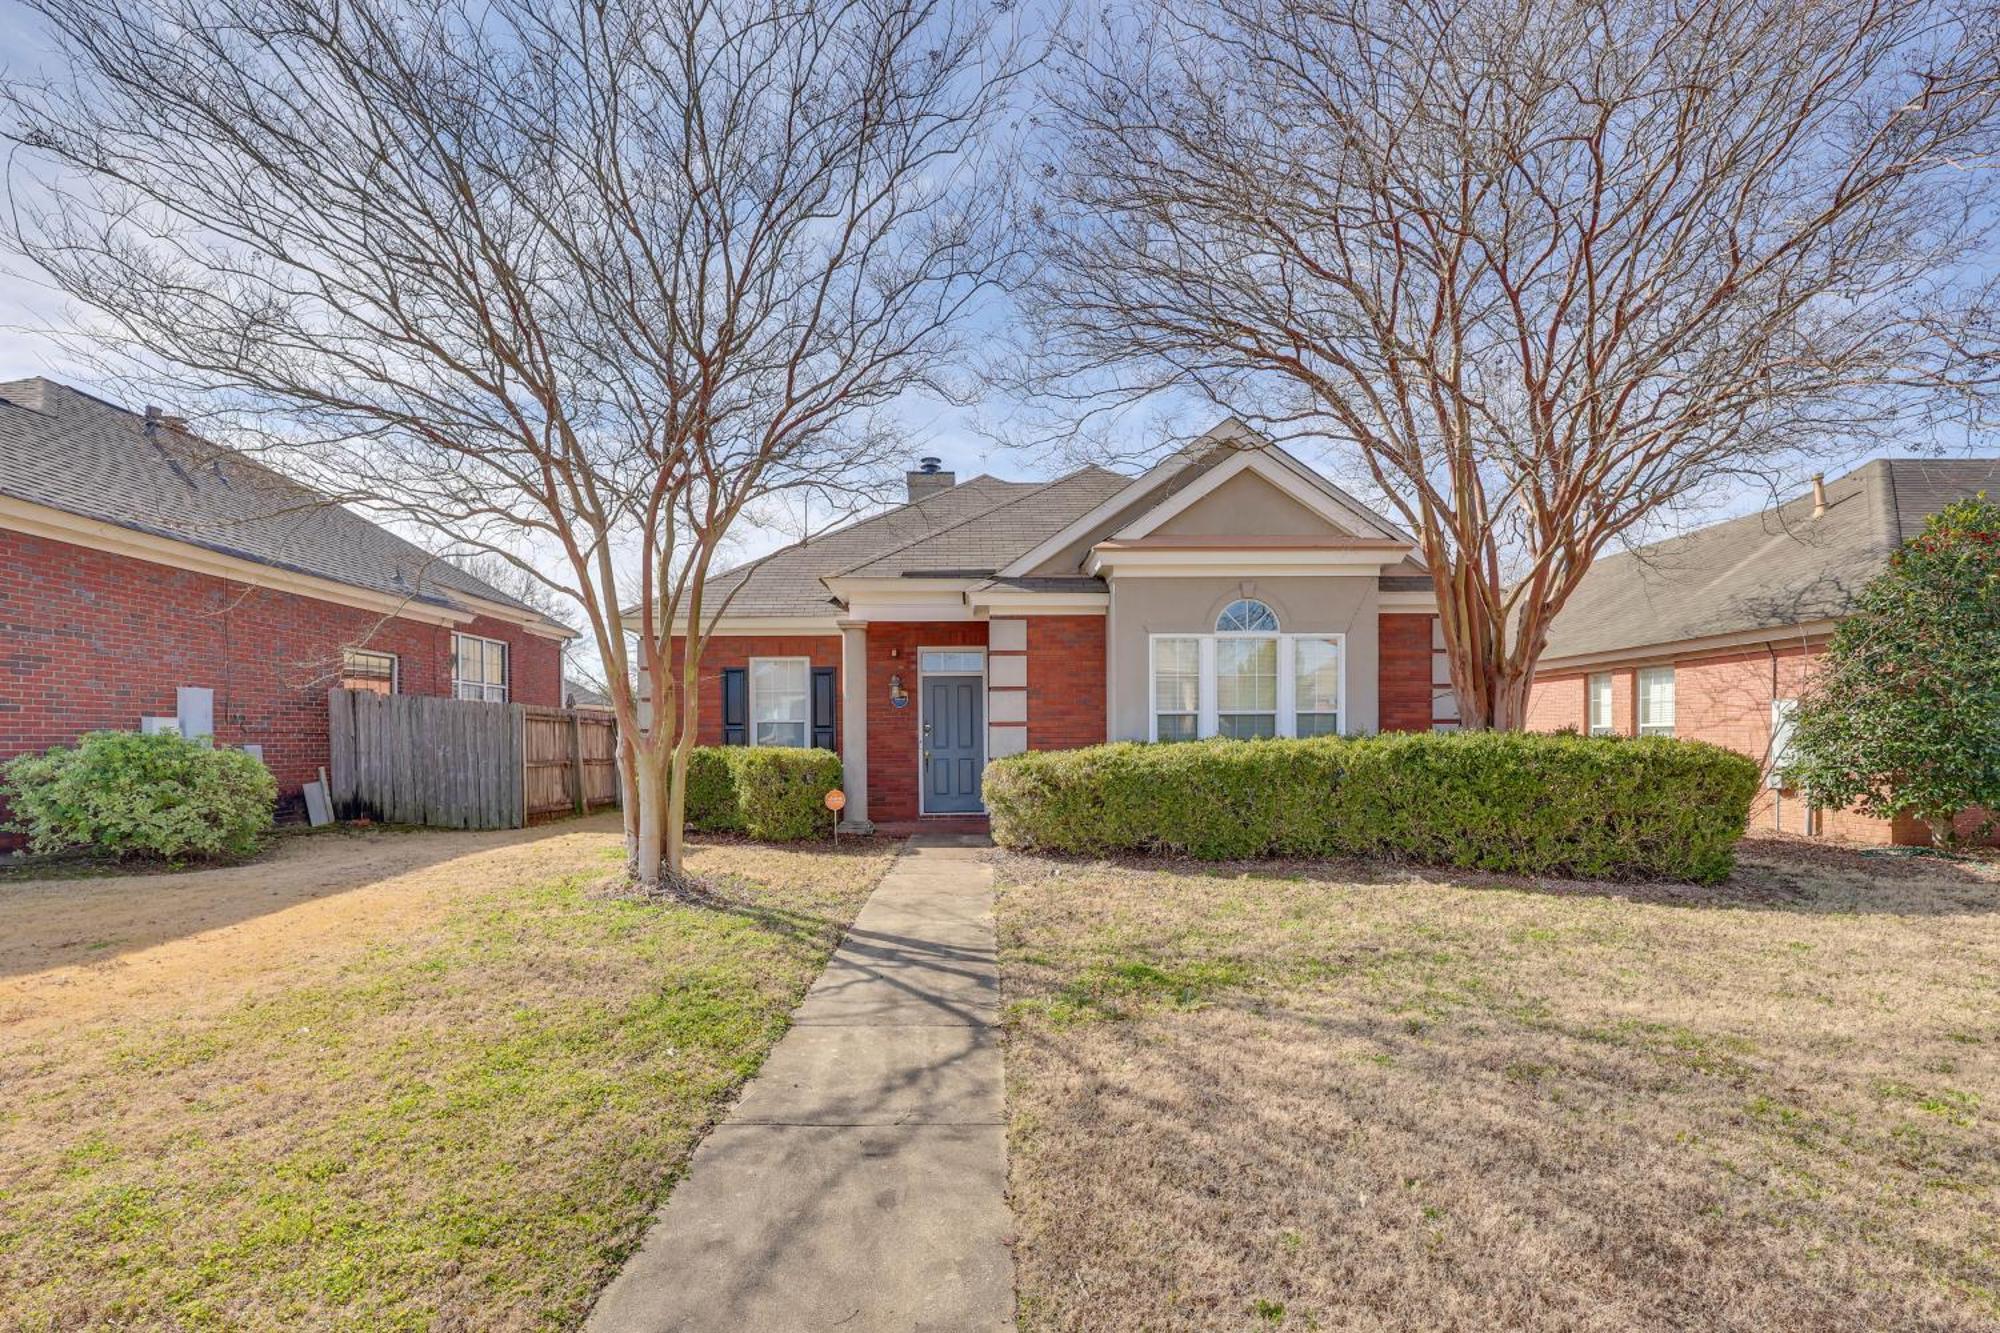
[{"x1": 586, "y1": 835, "x2": 1010, "y2": 1333}]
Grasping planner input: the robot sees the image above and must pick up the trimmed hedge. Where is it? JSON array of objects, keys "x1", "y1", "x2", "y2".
[
  {"x1": 1, "y1": 730, "x2": 277, "y2": 862},
  {"x1": 683, "y1": 746, "x2": 844, "y2": 841},
  {"x1": 985, "y1": 731, "x2": 1760, "y2": 883}
]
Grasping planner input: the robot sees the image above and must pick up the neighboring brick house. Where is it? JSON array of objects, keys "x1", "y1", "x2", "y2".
[
  {"x1": 1, "y1": 378, "x2": 573, "y2": 826},
  {"x1": 1528, "y1": 458, "x2": 2000, "y2": 845},
  {"x1": 654, "y1": 421, "x2": 1451, "y2": 831}
]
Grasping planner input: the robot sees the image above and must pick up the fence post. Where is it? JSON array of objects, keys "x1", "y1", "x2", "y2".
[{"x1": 569, "y1": 712, "x2": 587, "y2": 815}]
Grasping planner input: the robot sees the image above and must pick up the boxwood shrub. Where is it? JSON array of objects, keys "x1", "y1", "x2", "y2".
[
  {"x1": 683, "y1": 746, "x2": 843, "y2": 841},
  {"x1": 1, "y1": 730, "x2": 278, "y2": 862},
  {"x1": 984, "y1": 731, "x2": 1760, "y2": 883}
]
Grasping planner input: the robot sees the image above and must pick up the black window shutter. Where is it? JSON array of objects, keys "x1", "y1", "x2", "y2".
[
  {"x1": 812, "y1": 667, "x2": 838, "y2": 751},
  {"x1": 721, "y1": 667, "x2": 747, "y2": 745}
]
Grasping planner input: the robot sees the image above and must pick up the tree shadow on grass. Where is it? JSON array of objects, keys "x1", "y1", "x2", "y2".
[{"x1": 995, "y1": 834, "x2": 2000, "y2": 918}]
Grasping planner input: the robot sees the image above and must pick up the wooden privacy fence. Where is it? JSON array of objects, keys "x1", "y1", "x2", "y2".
[{"x1": 328, "y1": 688, "x2": 620, "y2": 830}]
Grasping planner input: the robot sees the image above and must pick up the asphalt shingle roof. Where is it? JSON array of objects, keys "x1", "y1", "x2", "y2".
[
  {"x1": 0, "y1": 377, "x2": 564, "y2": 626},
  {"x1": 1542, "y1": 457, "x2": 2000, "y2": 660},
  {"x1": 834, "y1": 467, "x2": 1131, "y2": 578},
  {"x1": 690, "y1": 474, "x2": 1047, "y2": 618}
]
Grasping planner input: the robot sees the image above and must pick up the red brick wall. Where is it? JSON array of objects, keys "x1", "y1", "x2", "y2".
[
  {"x1": 0, "y1": 529, "x2": 562, "y2": 821},
  {"x1": 1379, "y1": 613, "x2": 1436, "y2": 732},
  {"x1": 866, "y1": 622, "x2": 988, "y2": 822},
  {"x1": 1026, "y1": 616, "x2": 1106, "y2": 750},
  {"x1": 1526, "y1": 641, "x2": 1994, "y2": 845},
  {"x1": 666, "y1": 634, "x2": 843, "y2": 745}
]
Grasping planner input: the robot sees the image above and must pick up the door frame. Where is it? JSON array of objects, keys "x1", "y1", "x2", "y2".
[{"x1": 916, "y1": 645, "x2": 987, "y2": 815}]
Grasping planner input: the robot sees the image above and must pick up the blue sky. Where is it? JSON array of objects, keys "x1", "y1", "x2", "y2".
[{"x1": 2, "y1": 0, "x2": 1990, "y2": 581}]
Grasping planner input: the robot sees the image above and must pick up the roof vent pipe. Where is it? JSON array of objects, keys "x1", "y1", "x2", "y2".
[
  {"x1": 905, "y1": 455, "x2": 956, "y2": 502},
  {"x1": 1810, "y1": 473, "x2": 1827, "y2": 519}
]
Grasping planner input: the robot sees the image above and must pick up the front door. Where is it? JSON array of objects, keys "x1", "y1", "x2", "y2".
[{"x1": 922, "y1": 674, "x2": 984, "y2": 813}]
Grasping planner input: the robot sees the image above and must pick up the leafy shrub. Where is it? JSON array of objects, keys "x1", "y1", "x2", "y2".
[
  {"x1": 985, "y1": 731, "x2": 1760, "y2": 883},
  {"x1": 1, "y1": 730, "x2": 277, "y2": 861},
  {"x1": 1783, "y1": 495, "x2": 2000, "y2": 847},
  {"x1": 682, "y1": 746, "x2": 843, "y2": 841}
]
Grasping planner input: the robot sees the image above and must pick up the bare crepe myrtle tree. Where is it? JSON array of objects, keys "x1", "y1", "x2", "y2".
[
  {"x1": 4, "y1": 0, "x2": 1029, "y2": 884},
  {"x1": 1022, "y1": 0, "x2": 2000, "y2": 728}
]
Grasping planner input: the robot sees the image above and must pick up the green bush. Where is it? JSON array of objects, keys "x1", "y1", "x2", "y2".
[
  {"x1": 985, "y1": 731, "x2": 1760, "y2": 883},
  {"x1": 682, "y1": 746, "x2": 843, "y2": 841},
  {"x1": 1, "y1": 730, "x2": 278, "y2": 862}
]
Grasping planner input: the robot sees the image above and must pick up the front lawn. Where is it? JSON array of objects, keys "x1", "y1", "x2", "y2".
[
  {"x1": 998, "y1": 839, "x2": 2000, "y2": 1332},
  {"x1": 0, "y1": 818, "x2": 898, "y2": 1330}
]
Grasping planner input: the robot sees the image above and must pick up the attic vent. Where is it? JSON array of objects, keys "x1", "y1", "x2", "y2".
[{"x1": 906, "y1": 456, "x2": 956, "y2": 502}]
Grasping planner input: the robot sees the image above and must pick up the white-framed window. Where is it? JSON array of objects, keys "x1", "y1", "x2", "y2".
[
  {"x1": 919, "y1": 650, "x2": 984, "y2": 674},
  {"x1": 1637, "y1": 665, "x2": 1675, "y2": 737},
  {"x1": 452, "y1": 633, "x2": 507, "y2": 702},
  {"x1": 749, "y1": 656, "x2": 810, "y2": 747},
  {"x1": 1148, "y1": 613, "x2": 1345, "y2": 743},
  {"x1": 1216, "y1": 597, "x2": 1280, "y2": 632},
  {"x1": 340, "y1": 647, "x2": 398, "y2": 696},
  {"x1": 1587, "y1": 672, "x2": 1613, "y2": 735},
  {"x1": 1152, "y1": 636, "x2": 1201, "y2": 742},
  {"x1": 1216, "y1": 637, "x2": 1278, "y2": 738},
  {"x1": 1293, "y1": 636, "x2": 1341, "y2": 736}
]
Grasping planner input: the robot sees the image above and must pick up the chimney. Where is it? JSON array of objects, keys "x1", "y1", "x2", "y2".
[
  {"x1": 1810, "y1": 473, "x2": 1827, "y2": 519},
  {"x1": 905, "y1": 455, "x2": 955, "y2": 503}
]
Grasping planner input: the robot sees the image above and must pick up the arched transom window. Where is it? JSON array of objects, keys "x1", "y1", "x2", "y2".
[
  {"x1": 1215, "y1": 598, "x2": 1279, "y2": 632},
  {"x1": 1152, "y1": 599, "x2": 1343, "y2": 742}
]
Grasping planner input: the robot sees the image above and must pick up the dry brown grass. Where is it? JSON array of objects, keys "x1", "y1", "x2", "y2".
[
  {"x1": 997, "y1": 837, "x2": 2000, "y2": 1332},
  {"x1": 0, "y1": 817, "x2": 900, "y2": 1330}
]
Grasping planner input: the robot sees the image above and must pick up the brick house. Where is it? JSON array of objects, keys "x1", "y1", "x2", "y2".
[
  {"x1": 661, "y1": 421, "x2": 1452, "y2": 831},
  {"x1": 1, "y1": 378, "x2": 572, "y2": 825},
  {"x1": 1528, "y1": 458, "x2": 2000, "y2": 845}
]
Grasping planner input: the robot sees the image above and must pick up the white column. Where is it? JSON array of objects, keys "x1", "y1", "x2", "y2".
[{"x1": 839, "y1": 621, "x2": 872, "y2": 830}]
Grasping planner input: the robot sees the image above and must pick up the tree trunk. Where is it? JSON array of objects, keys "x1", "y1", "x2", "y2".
[
  {"x1": 1928, "y1": 811, "x2": 1961, "y2": 850},
  {"x1": 663, "y1": 738, "x2": 691, "y2": 881},
  {"x1": 617, "y1": 734, "x2": 641, "y2": 864},
  {"x1": 631, "y1": 759, "x2": 665, "y2": 887}
]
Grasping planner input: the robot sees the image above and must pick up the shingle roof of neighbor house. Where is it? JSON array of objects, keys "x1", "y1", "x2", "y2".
[
  {"x1": 0, "y1": 376, "x2": 565, "y2": 628},
  {"x1": 1542, "y1": 457, "x2": 2000, "y2": 661},
  {"x1": 692, "y1": 467, "x2": 1130, "y2": 618}
]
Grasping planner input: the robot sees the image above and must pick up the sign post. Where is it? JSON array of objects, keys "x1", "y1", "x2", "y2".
[{"x1": 824, "y1": 788, "x2": 847, "y2": 845}]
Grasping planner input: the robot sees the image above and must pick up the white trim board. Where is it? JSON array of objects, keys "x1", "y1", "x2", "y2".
[{"x1": 1535, "y1": 620, "x2": 1841, "y2": 673}]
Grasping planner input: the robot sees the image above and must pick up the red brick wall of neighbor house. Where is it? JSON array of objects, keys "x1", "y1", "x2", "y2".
[
  {"x1": 1527, "y1": 641, "x2": 1994, "y2": 845},
  {"x1": 866, "y1": 621, "x2": 989, "y2": 823},
  {"x1": 0, "y1": 528, "x2": 563, "y2": 817},
  {"x1": 1378, "y1": 613, "x2": 1436, "y2": 732},
  {"x1": 1026, "y1": 616, "x2": 1107, "y2": 750},
  {"x1": 666, "y1": 634, "x2": 844, "y2": 745}
]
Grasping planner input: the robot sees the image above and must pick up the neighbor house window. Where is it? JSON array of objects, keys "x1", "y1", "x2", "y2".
[
  {"x1": 749, "y1": 657, "x2": 810, "y2": 747},
  {"x1": 340, "y1": 648, "x2": 398, "y2": 695},
  {"x1": 1587, "y1": 673, "x2": 1613, "y2": 735},
  {"x1": 1149, "y1": 601, "x2": 1344, "y2": 742},
  {"x1": 452, "y1": 633, "x2": 508, "y2": 702},
  {"x1": 1637, "y1": 666, "x2": 1675, "y2": 737},
  {"x1": 1293, "y1": 637, "x2": 1341, "y2": 736},
  {"x1": 1152, "y1": 636, "x2": 1201, "y2": 741}
]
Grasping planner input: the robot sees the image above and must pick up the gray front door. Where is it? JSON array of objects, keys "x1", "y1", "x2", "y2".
[{"x1": 922, "y1": 674, "x2": 984, "y2": 813}]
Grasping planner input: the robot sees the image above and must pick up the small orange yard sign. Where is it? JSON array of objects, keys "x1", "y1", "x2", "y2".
[{"x1": 824, "y1": 789, "x2": 846, "y2": 812}]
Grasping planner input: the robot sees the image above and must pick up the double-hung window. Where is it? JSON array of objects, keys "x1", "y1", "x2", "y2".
[
  {"x1": 452, "y1": 633, "x2": 507, "y2": 702},
  {"x1": 1149, "y1": 599, "x2": 1344, "y2": 741},
  {"x1": 1292, "y1": 636, "x2": 1342, "y2": 736},
  {"x1": 749, "y1": 657, "x2": 810, "y2": 747},
  {"x1": 340, "y1": 647, "x2": 398, "y2": 696},
  {"x1": 1152, "y1": 637, "x2": 1201, "y2": 742},
  {"x1": 1637, "y1": 666, "x2": 1675, "y2": 737},
  {"x1": 1587, "y1": 672, "x2": 1613, "y2": 735}
]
